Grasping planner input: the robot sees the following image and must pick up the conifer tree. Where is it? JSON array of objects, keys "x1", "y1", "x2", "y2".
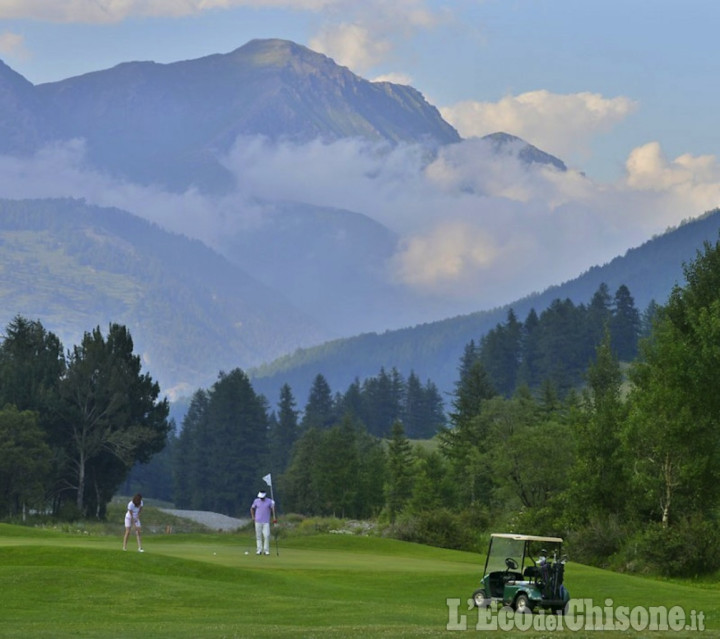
[
  {"x1": 270, "y1": 383, "x2": 299, "y2": 474},
  {"x1": 301, "y1": 373, "x2": 335, "y2": 430},
  {"x1": 384, "y1": 420, "x2": 415, "y2": 522}
]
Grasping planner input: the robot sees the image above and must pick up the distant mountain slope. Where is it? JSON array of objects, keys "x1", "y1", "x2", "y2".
[
  {"x1": 249, "y1": 208, "x2": 720, "y2": 403},
  {"x1": 218, "y1": 199, "x2": 436, "y2": 334},
  {"x1": 481, "y1": 132, "x2": 567, "y2": 171},
  {"x1": 31, "y1": 38, "x2": 460, "y2": 191},
  {"x1": 0, "y1": 60, "x2": 43, "y2": 154},
  {"x1": 0, "y1": 198, "x2": 329, "y2": 397}
]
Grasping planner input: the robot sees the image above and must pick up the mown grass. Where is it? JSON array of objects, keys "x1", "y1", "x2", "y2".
[{"x1": 1, "y1": 521, "x2": 718, "y2": 638}]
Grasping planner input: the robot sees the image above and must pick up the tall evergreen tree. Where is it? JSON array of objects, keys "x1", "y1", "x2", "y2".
[
  {"x1": 337, "y1": 378, "x2": 363, "y2": 421},
  {"x1": 269, "y1": 383, "x2": 299, "y2": 474},
  {"x1": 301, "y1": 373, "x2": 336, "y2": 430},
  {"x1": 479, "y1": 309, "x2": 521, "y2": 397},
  {"x1": 281, "y1": 427, "x2": 323, "y2": 514},
  {"x1": 384, "y1": 420, "x2": 415, "y2": 522},
  {"x1": 315, "y1": 415, "x2": 361, "y2": 516},
  {"x1": 587, "y1": 283, "x2": 613, "y2": 348},
  {"x1": 536, "y1": 298, "x2": 585, "y2": 394},
  {"x1": 202, "y1": 368, "x2": 268, "y2": 516},
  {"x1": 403, "y1": 372, "x2": 445, "y2": 438},
  {"x1": 174, "y1": 389, "x2": 210, "y2": 509},
  {"x1": 568, "y1": 330, "x2": 627, "y2": 523},
  {"x1": 361, "y1": 367, "x2": 403, "y2": 437},
  {"x1": 0, "y1": 315, "x2": 65, "y2": 415},
  {"x1": 439, "y1": 357, "x2": 496, "y2": 505},
  {"x1": 611, "y1": 284, "x2": 641, "y2": 360},
  {"x1": 517, "y1": 308, "x2": 541, "y2": 388}
]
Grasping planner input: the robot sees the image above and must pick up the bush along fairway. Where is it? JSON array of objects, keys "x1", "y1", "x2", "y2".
[{"x1": 0, "y1": 523, "x2": 718, "y2": 638}]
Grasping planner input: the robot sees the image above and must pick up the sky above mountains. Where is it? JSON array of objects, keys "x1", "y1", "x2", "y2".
[{"x1": 1, "y1": 0, "x2": 720, "y2": 324}]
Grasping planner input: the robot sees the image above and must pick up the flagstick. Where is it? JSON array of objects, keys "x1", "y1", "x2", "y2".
[
  {"x1": 270, "y1": 483, "x2": 279, "y2": 556},
  {"x1": 264, "y1": 474, "x2": 279, "y2": 556}
]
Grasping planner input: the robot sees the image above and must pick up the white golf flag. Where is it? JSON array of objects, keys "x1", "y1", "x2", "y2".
[{"x1": 263, "y1": 473, "x2": 272, "y2": 487}]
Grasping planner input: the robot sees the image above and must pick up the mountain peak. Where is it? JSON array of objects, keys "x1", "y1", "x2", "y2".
[
  {"x1": 27, "y1": 38, "x2": 459, "y2": 190},
  {"x1": 231, "y1": 38, "x2": 319, "y2": 62},
  {"x1": 482, "y1": 132, "x2": 566, "y2": 171}
]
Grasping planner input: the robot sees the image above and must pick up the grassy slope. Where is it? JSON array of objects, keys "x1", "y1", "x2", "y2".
[{"x1": 0, "y1": 524, "x2": 717, "y2": 638}]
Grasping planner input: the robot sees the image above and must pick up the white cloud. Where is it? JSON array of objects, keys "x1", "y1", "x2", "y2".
[
  {"x1": 0, "y1": 0, "x2": 438, "y2": 26},
  {"x1": 309, "y1": 23, "x2": 392, "y2": 73},
  {"x1": 4, "y1": 133, "x2": 720, "y2": 320},
  {"x1": 391, "y1": 222, "x2": 501, "y2": 288},
  {"x1": 308, "y1": 0, "x2": 445, "y2": 73},
  {"x1": 623, "y1": 141, "x2": 720, "y2": 218},
  {"x1": 0, "y1": 31, "x2": 29, "y2": 59},
  {"x1": 440, "y1": 90, "x2": 638, "y2": 162},
  {"x1": 0, "y1": 0, "x2": 342, "y2": 23},
  {"x1": 372, "y1": 71, "x2": 413, "y2": 85}
]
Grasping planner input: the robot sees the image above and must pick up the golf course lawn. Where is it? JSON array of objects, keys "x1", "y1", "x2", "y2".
[{"x1": 1, "y1": 523, "x2": 717, "y2": 638}]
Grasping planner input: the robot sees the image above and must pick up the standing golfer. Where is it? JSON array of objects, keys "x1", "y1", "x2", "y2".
[
  {"x1": 123, "y1": 493, "x2": 144, "y2": 552},
  {"x1": 250, "y1": 490, "x2": 276, "y2": 555}
]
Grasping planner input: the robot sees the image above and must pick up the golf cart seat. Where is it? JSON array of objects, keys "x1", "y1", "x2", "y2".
[{"x1": 523, "y1": 565, "x2": 541, "y2": 579}]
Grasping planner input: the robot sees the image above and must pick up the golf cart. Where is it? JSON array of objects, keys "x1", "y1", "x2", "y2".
[{"x1": 472, "y1": 533, "x2": 570, "y2": 613}]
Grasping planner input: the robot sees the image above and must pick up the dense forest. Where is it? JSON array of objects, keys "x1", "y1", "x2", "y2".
[{"x1": 5, "y1": 239, "x2": 720, "y2": 577}]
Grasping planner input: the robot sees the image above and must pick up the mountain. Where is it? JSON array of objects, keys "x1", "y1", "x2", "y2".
[
  {"x1": 0, "y1": 38, "x2": 579, "y2": 340},
  {"x1": 0, "y1": 38, "x2": 470, "y2": 336},
  {"x1": 0, "y1": 60, "x2": 44, "y2": 154},
  {"x1": 481, "y1": 132, "x2": 567, "y2": 171},
  {"x1": 0, "y1": 198, "x2": 328, "y2": 398},
  {"x1": 31, "y1": 38, "x2": 460, "y2": 192},
  {"x1": 2, "y1": 39, "x2": 713, "y2": 411},
  {"x1": 248, "y1": 208, "x2": 720, "y2": 404},
  {"x1": 218, "y1": 199, "x2": 408, "y2": 334}
]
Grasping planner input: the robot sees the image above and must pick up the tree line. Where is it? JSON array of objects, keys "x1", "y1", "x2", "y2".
[
  {"x1": 0, "y1": 317, "x2": 169, "y2": 519},
  {"x1": 168, "y1": 244, "x2": 720, "y2": 576},
  {"x1": 476, "y1": 283, "x2": 654, "y2": 397},
  {"x1": 169, "y1": 367, "x2": 445, "y2": 516}
]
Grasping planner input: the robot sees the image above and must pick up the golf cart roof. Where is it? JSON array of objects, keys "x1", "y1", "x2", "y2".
[{"x1": 490, "y1": 533, "x2": 563, "y2": 543}]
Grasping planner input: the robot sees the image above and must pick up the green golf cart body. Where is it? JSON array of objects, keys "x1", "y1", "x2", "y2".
[{"x1": 472, "y1": 533, "x2": 570, "y2": 613}]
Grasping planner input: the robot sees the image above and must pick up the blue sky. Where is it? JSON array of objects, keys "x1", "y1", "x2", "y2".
[{"x1": 1, "y1": 0, "x2": 719, "y2": 322}]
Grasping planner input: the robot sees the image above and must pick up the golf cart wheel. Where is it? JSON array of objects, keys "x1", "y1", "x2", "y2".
[
  {"x1": 472, "y1": 588, "x2": 489, "y2": 608},
  {"x1": 514, "y1": 593, "x2": 533, "y2": 614}
]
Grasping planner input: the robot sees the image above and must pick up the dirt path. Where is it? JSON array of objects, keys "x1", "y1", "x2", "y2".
[{"x1": 158, "y1": 508, "x2": 249, "y2": 531}]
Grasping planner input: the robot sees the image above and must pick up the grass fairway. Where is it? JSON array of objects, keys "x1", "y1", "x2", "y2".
[{"x1": 1, "y1": 523, "x2": 717, "y2": 638}]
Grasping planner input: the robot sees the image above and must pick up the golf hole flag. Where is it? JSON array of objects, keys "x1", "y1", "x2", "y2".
[{"x1": 263, "y1": 473, "x2": 272, "y2": 487}]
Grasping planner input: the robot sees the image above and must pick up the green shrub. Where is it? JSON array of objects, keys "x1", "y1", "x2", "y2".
[
  {"x1": 566, "y1": 515, "x2": 626, "y2": 568},
  {"x1": 387, "y1": 507, "x2": 480, "y2": 550},
  {"x1": 628, "y1": 517, "x2": 720, "y2": 577}
]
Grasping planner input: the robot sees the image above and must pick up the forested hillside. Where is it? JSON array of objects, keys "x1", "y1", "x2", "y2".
[
  {"x1": 0, "y1": 198, "x2": 327, "y2": 395},
  {"x1": 250, "y1": 207, "x2": 720, "y2": 403},
  {"x1": 167, "y1": 238, "x2": 720, "y2": 577}
]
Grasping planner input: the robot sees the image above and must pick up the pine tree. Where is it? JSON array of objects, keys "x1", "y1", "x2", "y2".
[
  {"x1": 611, "y1": 284, "x2": 641, "y2": 360},
  {"x1": 568, "y1": 330, "x2": 627, "y2": 522},
  {"x1": 301, "y1": 373, "x2": 336, "y2": 430},
  {"x1": 384, "y1": 420, "x2": 415, "y2": 522},
  {"x1": 270, "y1": 383, "x2": 299, "y2": 474}
]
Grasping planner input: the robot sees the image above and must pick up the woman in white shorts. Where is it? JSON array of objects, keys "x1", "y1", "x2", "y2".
[{"x1": 123, "y1": 493, "x2": 144, "y2": 552}]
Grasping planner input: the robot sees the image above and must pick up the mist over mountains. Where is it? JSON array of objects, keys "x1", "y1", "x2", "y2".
[{"x1": 0, "y1": 37, "x2": 717, "y2": 400}]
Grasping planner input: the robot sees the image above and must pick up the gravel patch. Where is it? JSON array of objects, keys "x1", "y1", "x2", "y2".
[{"x1": 159, "y1": 508, "x2": 249, "y2": 531}]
